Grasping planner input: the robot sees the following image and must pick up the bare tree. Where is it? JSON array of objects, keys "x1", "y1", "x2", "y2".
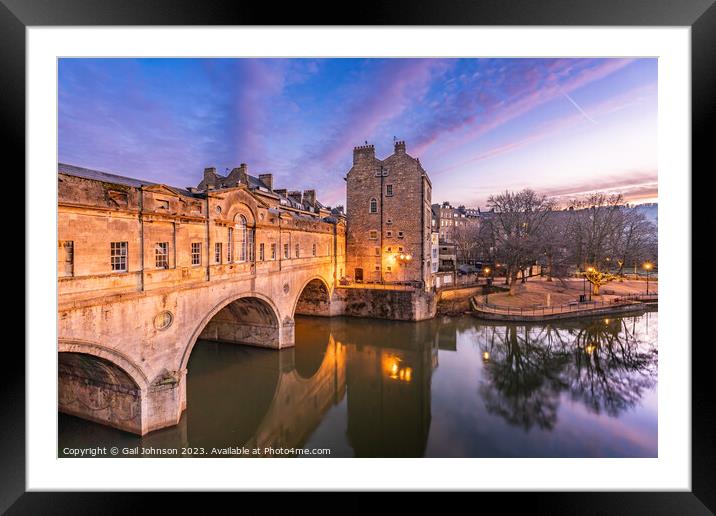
[
  {"x1": 609, "y1": 208, "x2": 657, "y2": 274},
  {"x1": 452, "y1": 222, "x2": 481, "y2": 264},
  {"x1": 540, "y1": 210, "x2": 570, "y2": 282},
  {"x1": 485, "y1": 189, "x2": 557, "y2": 295},
  {"x1": 563, "y1": 194, "x2": 658, "y2": 292},
  {"x1": 564, "y1": 193, "x2": 624, "y2": 270}
]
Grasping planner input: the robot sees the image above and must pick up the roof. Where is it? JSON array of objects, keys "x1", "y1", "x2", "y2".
[{"x1": 58, "y1": 163, "x2": 197, "y2": 197}]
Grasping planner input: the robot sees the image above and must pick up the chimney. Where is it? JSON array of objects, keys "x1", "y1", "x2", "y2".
[
  {"x1": 274, "y1": 188, "x2": 287, "y2": 198},
  {"x1": 287, "y1": 190, "x2": 303, "y2": 205},
  {"x1": 202, "y1": 167, "x2": 217, "y2": 189},
  {"x1": 352, "y1": 143, "x2": 375, "y2": 165},
  {"x1": 303, "y1": 189, "x2": 316, "y2": 208},
  {"x1": 394, "y1": 140, "x2": 406, "y2": 154},
  {"x1": 259, "y1": 173, "x2": 273, "y2": 190},
  {"x1": 227, "y1": 163, "x2": 249, "y2": 186}
]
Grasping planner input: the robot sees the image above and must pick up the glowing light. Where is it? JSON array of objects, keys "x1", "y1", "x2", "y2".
[
  {"x1": 484, "y1": 267, "x2": 491, "y2": 275},
  {"x1": 482, "y1": 351, "x2": 490, "y2": 361},
  {"x1": 404, "y1": 368, "x2": 412, "y2": 382},
  {"x1": 585, "y1": 344, "x2": 596, "y2": 354},
  {"x1": 643, "y1": 262, "x2": 653, "y2": 270},
  {"x1": 604, "y1": 318, "x2": 610, "y2": 324}
]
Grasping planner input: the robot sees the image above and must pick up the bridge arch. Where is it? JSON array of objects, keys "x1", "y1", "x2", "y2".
[
  {"x1": 180, "y1": 292, "x2": 283, "y2": 371},
  {"x1": 58, "y1": 339, "x2": 150, "y2": 391},
  {"x1": 293, "y1": 275, "x2": 333, "y2": 318},
  {"x1": 58, "y1": 340, "x2": 148, "y2": 434}
]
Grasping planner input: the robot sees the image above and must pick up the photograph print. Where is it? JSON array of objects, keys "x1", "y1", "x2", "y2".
[{"x1": 57, "y1": 57, "x2": 658, "y2": 458}]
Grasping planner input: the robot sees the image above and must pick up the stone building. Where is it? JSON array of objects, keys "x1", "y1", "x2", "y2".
[
  {"x1": 57, "y1": 162, "x2": 346, "y2": 434},
  {"x1": 345, "y1": 141, "x2": 433, "y2": 289},
  {"x1": 58, "y1": 163, "x2": 344, "y2": 304},
  {"x1": 431, "y1": 201, "x2": 482, "y2": 244}
]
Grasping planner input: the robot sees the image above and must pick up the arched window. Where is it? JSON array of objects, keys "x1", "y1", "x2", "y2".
[
  {"x1": 369, "y1": 198, "x2": 378, "y2": 213},
  {"x1": 238, "y1": 215, "x2": 247, "y2": 262}
]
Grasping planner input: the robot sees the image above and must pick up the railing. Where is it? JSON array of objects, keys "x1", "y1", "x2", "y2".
[
  {"x1": 471, "y1": 294, "x2": 654, "y2": 317},
  {"x1": 337, "y1": 282, "x2": 417, "y2": 291}
]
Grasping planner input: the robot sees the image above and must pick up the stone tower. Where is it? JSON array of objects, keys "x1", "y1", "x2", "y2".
[{"x1": 345, "y1": 141, "x2": 433, "y2": 288}]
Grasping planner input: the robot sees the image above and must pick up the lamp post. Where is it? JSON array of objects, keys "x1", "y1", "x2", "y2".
[
  {"x1": 483, "y1": 267, "x2": 491, "y2": 304},
  {"x1": 643, "y1": 262, "x2": 653, "y2": 295}
]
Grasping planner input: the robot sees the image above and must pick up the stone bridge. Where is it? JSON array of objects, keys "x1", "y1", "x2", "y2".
[{"x1": 59, "y1": 265, "x2": 344, "y2": 435}]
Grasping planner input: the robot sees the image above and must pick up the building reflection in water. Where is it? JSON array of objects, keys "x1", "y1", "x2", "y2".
[
  {"x1": 329, "y1": 318, "x2": 439, "y2": 457},
  {"x1": 58, "y1": 311, "x2": 657, "y2": 457}
]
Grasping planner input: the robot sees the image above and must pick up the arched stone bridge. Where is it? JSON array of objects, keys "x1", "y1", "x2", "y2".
[{"x1": 59, "y1": 269, "x2": 342, "y2": 436}]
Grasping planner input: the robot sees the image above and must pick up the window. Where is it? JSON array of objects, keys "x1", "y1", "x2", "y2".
[
  {"x1": 271, "y1": 243, "x2": 277, "y2": 260},
  {"x1": 157, "y1": 199, "x2": 169, "y2": 210},
  {"x1": 248, "y1": 229, "x2": 254, "y2": 262},
  {"x1": 375, "y1": 265, "x2": 380, "y2": 271},
  {"x1": 386, "y1": 218, "x2": 392, "y2": 225},
  {"x1": 387, "y1": 266, "x2": 392, "y2": 271},
  {"x1": 191, "y1": 242, "x2": 201, "y2": 266},
  {"x1": 398, "y1": 246, "x2": 404, "y2": 252},
  {"x1": 215, "y1": 243, "x2": 222, "y2": 264},
  {"x1": 227, "y1": 227, "x2": 233, "y2": 262},
  {"x1": 59, "y1": 240, "x2": 74, "y2": 276},
  {"x1": 369, "y1": 230, "x2": 378, "y2": 240},
  {"x1": 284, "y1": 243, "x2": 289, "y2": 259},
  {"x1": 259, "y1": 243, "x2": 265, "y2": 261},
  {"x1": 238, "y1": 215, "x2": 247, "y2": 262},
  {"x1": 386, "y1": 184, "x2": 393, "y2": 196},
  {"x1": 312, "y1": 243, "x2": 317, "y2": 256},
  {"x1": 369, "y1": 198, "x2": 378, "y2": 213},
  {"x1": 155, "y1": 242, "x2": 169, "y2": 269},
  {"x1": 375, "y1": 247, "x2": 380, "y2": 256},
  {"x1": 386, "y1": 230, "x2": 393, "y2": 238},
  {"x1": 387, "y1": 247, "x2": 392, "y2": 253},
  {"x1": 110, "y1": 241, "x2": 127, "y2": 272},
  {"x1": 295, "y1": 243, "x2": 300, "y2": 258},
  {"x1": 398, "y1": 231, "x2": 404, "y2": 239}
]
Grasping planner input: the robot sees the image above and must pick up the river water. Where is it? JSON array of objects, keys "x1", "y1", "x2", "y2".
[{"x1": 59, "y1": 310, "x2": 658, "y2": 457}]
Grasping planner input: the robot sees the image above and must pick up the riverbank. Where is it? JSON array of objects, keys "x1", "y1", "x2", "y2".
[
  {"x1": 471, "y1": 298, "x2": 653, "y2": 322},
  {"x1": 481, "y1": 276, "x2": 657, "y2": 307}
]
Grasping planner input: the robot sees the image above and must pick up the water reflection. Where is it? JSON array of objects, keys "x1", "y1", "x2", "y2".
[
  {"x1": 58, "y1": 310, "x2": 657, "y2": 457},
  {"x1": 478, "y1": 316, "x2": 658, "y2": 432}
]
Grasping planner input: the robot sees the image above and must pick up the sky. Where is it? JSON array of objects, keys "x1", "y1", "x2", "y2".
[{"x1": 58, "y1": 58, "x2": 658, "y2": 208}]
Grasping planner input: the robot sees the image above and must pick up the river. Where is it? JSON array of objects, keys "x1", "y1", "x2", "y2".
[{"x1": 59, "y1": 310, "x2": 658, "y2": 457}]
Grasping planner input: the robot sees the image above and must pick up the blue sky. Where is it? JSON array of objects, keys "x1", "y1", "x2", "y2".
[{"x1": 58, "y1": 58, "x2": 657, "y2": 208}]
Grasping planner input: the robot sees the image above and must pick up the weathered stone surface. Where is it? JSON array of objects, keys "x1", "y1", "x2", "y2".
[
  {"x1": 335, "y1": 287, "x2": 436, "y2": 321},
  {"x1": 345, "y1": 141, "x2": 433, "y2": 289},
  {"x1": 58, "y1": 166, "x2": 344, "y2": 435}
]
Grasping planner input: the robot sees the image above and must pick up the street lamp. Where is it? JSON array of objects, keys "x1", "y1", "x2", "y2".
[
  {"x1": 586, "y1": 266, "x2": 594, "y2": 302},
  {"x1": 483, "y1": 267, "x2": 491, "y2": 304},
  {"x1": 643, "y1": 262, "x2": 653, "y2": 295}
]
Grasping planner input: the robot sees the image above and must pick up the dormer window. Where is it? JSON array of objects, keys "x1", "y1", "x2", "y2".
[
  {"x1": 369, "y1": 198, "x2": 378, "y2": 213},
  {"x1": 157, "y1": 199, "x2": 169, "y2": 210}
]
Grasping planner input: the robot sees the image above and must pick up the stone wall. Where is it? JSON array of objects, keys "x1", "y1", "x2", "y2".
[
  {"x1": 58, "y1": 352, "x2": 143, "y2": 434},
  {"x1": 345, "y1": 141, "x2": 432, "y2": 286},
  {"x1": 335, "y1": 287, "x2": 436, "y2": 321}
]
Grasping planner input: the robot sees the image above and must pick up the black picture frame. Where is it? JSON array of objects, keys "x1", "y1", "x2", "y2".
[{"x1": 3, "y1": 0, "x2": 711, "y2": 512}]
